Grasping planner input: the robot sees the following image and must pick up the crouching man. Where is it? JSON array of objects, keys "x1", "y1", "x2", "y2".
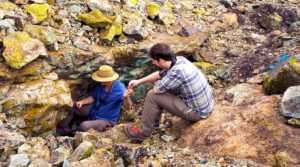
[
  {"x1": 57, "y1": 65, "x2": 132, "y2": 136},
  {"x1": 124, "y1": 43, "x2": 214, "y2": 141}
]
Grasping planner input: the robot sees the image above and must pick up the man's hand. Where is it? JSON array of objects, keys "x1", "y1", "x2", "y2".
[
  {"x1": 153, "y1": 86, "x2": 161, "y2": 94},
  {"x1": 76, "y1": 101, "x2": 84, "y2": 109},
  {"x1": 128, "y1": 80, "x2": 141, "y2": 90},
  {"x1": 123, "y1": 89, "x2": 133, "y2": 98}
]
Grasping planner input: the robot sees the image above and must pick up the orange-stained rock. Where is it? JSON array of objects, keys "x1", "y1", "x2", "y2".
[{"x1": 174, "y1": 84, "x2": 300, "y2": 166}]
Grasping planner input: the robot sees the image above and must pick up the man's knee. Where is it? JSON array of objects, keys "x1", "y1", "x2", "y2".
[
  {"x1": 79, "y1": 122, "x2": 90, "y2": 131},
  {"x1": 146, "y1": 90, "x2": 159, "y2": 101}
]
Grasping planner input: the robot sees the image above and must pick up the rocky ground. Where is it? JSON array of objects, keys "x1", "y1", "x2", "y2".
[{"x1": 0, "y1": 0, "x2": 300, "y2": 166}]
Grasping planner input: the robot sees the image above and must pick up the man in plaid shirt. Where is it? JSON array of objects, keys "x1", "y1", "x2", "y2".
[{"x1": 124, "y1": 43, "x2": 214, "y2": 140}]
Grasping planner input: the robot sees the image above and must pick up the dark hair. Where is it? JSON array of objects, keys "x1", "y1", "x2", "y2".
[{"x1": 149, "y1": 43, "x2": 174, "y2": 61}]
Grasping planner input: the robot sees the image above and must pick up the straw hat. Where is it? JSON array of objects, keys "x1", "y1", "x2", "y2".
[{"x1": 91, "y1": 65, "x2": 119, "y2": 82}]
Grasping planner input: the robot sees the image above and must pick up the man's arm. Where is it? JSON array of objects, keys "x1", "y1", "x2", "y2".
[
  {"x1": 123, "y1": 89, "x2": 133, "y2": 111},
  {"x1": 76, "y1": 96, "x2": 94, "y2": 108},
  {"x1": 128, "y1": 71, "x2": 160, "y2": 89}
]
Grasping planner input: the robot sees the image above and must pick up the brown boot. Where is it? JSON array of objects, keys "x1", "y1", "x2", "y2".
[{"x1": 56, "y1": 111, "x2": 75, "y2": 136}]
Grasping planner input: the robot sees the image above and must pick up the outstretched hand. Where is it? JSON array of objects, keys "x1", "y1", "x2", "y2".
[
  {"x1": 76, "y1": 101, "x2": 84, "y2": 109},
  {"x1": 123, "y1": 89, "x2": 133, "y2": 98},
  {"x1": 128, "y1": 80, "x2": 141, "y2": 90}
]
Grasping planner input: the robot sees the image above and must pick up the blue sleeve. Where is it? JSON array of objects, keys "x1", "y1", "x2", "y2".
[
  {"x1": 119, "y1": 82, "x2": 126, "y2": 94},
  {"x1": 91, "y1": 84, "x2": 99, "y2": 100}
]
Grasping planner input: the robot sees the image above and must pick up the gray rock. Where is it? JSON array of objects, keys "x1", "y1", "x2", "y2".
[
  {"x1": 72, "y1": 37, "x2": 90, "y2": 51},
  {"x1": 68, "y1": 141, "x2": 94, "y2": 162},
  {"x1": 281, "y1": 85, "x2": 300, "y2": 119},
  {"x1": 290, "y1": 21, "x2": 300, "y2": 31},
  {"x1": 46, "y1": 134, "x2": 58, "y2": 151},
  {"x1": 0, "y1": 126, "x2": 26, "y2": 149},
  {"x1": 0, "y1": 19, "x2": 14, "y2": 30},
  {"x1": 123, "y1": 13, "x2": 148, "y2": 40},
  {"x1": 161, "y1": 134, "x2": 174, "y2": 142},
  {"x1": 259, "y1": 12, "x2": 283, "y2": 30},
  {"x1": 219, "y1": 0, "x2": 232, "y2": 8},
  {"x1": 50, "y1": 147, "x2": 72, "y2": 166},
  {"x1": 56, "y1": 0, "x2": 68, "y2": 7},
  {"x1": 87, "y1": 0, "x2": 112, "y2": 12},
  {"x1": 9, "y1": 154, "x2": 29, "y2": 167},
  {"x1": 28, "y1": 158, "x2": 51, "y2": 167}
]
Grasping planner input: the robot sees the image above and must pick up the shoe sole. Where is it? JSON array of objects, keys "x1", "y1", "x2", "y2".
[{"x1": 123, "y1": 124, "x2": 144, "y2": 141}]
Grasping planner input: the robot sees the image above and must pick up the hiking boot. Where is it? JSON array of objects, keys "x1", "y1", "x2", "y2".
[
  {"x1": 124, "y1": 124, "x2": 147, "y2": 141},
  {"x1": 56, "y1": 127, "x2": 78, "y2": 137}
]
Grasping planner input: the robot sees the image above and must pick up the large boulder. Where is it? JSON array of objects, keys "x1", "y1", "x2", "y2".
[
  {"x1": 263, "y1": 56, "x2": 300, "y2": 94},
  {"x1": 0, "y1": 79, "x2": 72, "y2": 135},
  {"x1": 281, "y1": 85, "x2": 300, "y2": 119},
  {"x1": 47, "y1": 45, "x2": 114, "y2": 77},
  {"x1": 0, "y1": 60, "x2": 54, "y2": 83},
  {"x1": 175, "y1": 83, "x2": 300, "y2": 166},
  {"x1": 2, "y1": 32, "x2": 47, "y2": 69}
]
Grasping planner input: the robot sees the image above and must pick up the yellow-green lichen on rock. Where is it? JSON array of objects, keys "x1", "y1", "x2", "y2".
[
  {"x1": 0, "y1": 0, "x2": 16, "y2": 10},
  {"x1": 78, "y1": 9, "x2": 113, "y2": 28},
  {"x1": 193, "y1": 62, "x2": 215, "y2": 72},
  {"x1": 159, "y1": 11, "x2": 176, "y2": 25},
  {"x1": 24, "y1": 4, "x2": 49, "y2": 22},
  {"x1": 146, "y1": 2, "x2": 161, "y2": 19},
  {"x1": 263, "y1": 56, "x2": 300, "y2": 94},
  {"x1": 193, "y1": 9, "x2": 205, "y2": 15},
  {"x1": 102, "y1": 15, "x2": 122, "y2": 41},
  {"x1": 2, "y1": 31, "x2": 47, "y2": 69},
  {"x1": 69, "y1": 141, "x2": 94, "y2": 161},
  {"x1": 1, "y1": 79, "x2": 72, "y2": 135},
  {"x1": 260, "y1": 12, "x2": 283, "y2": 30}
]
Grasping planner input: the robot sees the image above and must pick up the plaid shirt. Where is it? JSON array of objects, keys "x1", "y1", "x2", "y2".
[{"x1": 156, "y1": 56, "x2": 214, "y2": 118}]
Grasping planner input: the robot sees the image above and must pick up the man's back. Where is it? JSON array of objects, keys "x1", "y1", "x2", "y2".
[{"x1": 156, "y1": 56, "x2": 214, "y2": 118}]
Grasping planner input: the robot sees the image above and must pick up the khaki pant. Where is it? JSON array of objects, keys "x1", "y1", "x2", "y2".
[
  {"x1": 140, "y1": 91, "x2": 202, "y2": 137},
  {"x1": 57, "y1": 104, "x2": 114, "y2": 134}
]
